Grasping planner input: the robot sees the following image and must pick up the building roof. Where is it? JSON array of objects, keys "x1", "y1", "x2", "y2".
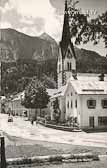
[
  {"x1": 51, "y1": 85, "x2": 67, "y2": 99},
  {"x1": 70, "y1": 80, "x2": 107, "y2": 95},
  {"x1": 12, "y1": 91, "x2": 25, "y2": 101},
  {"x1": 69, "y1": 73, "x2": 107, "y2": 82}
]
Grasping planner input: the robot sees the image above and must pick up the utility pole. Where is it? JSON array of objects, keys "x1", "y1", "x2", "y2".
[
  {"x1": 0, "y1": 61, "x2": 1, "y2": 96},
  {"x1": 0, "y1": 132, "x2": 7, "y2": 168}
]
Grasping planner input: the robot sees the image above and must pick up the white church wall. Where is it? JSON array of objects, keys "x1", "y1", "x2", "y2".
[
  {"x1": 65, "y1": 84, "x2": 78, "y2": 120},
  {"x1": 72, "y1": 57, "x2": 76, "y2": 70},
  {"x1": 59, "y1": 97, "x2": 66, "y2": 121},
  {"x1": 58, "y1": 73, "x2": 63, "y2": 88}
]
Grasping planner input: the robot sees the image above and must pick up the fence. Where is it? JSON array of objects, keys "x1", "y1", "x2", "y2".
[{"x1": 0, "y1": 132, "x2": 7, "y2": 168}]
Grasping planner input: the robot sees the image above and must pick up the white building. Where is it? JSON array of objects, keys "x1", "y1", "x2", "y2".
[
  {"x1": 5, "y1": 92, "x2": 27, "y2": 116},
  {"x1": 50, "y1": 0, "x2": 107, "y2": 129},
  {"x1": 5, "y1": 89, "x2": 56, "y2": 118}
]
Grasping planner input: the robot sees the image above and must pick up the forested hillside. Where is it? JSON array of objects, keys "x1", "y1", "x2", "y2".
[{"x1": 0, "y1": 28, "x2": 107, "y2": 95}]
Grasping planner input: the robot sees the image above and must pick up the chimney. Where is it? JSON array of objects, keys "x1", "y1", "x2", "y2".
[{"x1": 98, "y1": 73, "x2": 105, "y2": 81}]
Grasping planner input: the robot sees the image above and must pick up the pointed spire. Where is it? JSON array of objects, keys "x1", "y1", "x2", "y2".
[
  {"x1": 60, "y1": 0, "x2": 71, "y2": 56},
  {"x1": 59, "y1": 0, "x2": 76, "y2": 59}
]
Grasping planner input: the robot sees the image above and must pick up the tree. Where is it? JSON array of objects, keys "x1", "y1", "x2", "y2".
[
  {"x1": 21, "y1": 79, "x2": 50, "y2": 117},
  {"x1": 53, "y1": 98, "x2": 61, "y2": 123},
  {"x1": 68, "y1": 0, "x2": 107, "y2": 48}
]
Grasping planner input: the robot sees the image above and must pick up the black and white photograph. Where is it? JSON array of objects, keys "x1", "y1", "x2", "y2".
[{"x1": 0, "y1": 0, "x2": 107, "y2": 167}]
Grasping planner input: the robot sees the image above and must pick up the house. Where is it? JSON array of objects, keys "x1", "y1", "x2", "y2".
[
  {"x1": 49, "y1": 0, "x2": 107, "y2": 129},
  {"x1": 67, "y1": 80, "x2": 107, "y2": 129},
  {"x1": 5, "y1": 89, "x2": 56, "y2": 119},
  {"x1": 50, "y1": 77, "x2": 107, "y2": 129},
  {"x1": 5, "y1": 92, "x2": 28, "y2": 116}
]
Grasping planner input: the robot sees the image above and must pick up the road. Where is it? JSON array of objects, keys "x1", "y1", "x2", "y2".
[{"x1": 0, "y1": 114, "x2": 107, "y2": 148}]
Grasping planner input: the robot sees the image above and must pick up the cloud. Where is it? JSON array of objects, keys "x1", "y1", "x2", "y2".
[
  {"x1": 0, "y1": 0, "x2": 9, "y2": 7},
  {"x1": 0, "y1": 21, "x2": 12, "y2": 28},
  {"x1": 33, "y1": 18, "x2": 45, "y2": 32},
  {"x1": 8, "y1": 0, "x2": 55, "y2": 19},
  {"x1": 45, "y1": 14, "x2": 63, "y2": 41},
  {"x1": 17, "y1": 26, "x2": 43, "y2": 37},
  {"x1": 50, "y1": 0, "x2": 64, "y2": 11},
  {"x1": 1, "y1": 8, "x2": 23, "y2": 28},
  {"x1": 0, "y1": 0, "x2": 106, "y2": 56},
  {"x1": 0, "y1": 0, "x2": 62, "y2": 41},
  {"x1": 20, "y1": 16, "x2": 34, "y2": 25}
]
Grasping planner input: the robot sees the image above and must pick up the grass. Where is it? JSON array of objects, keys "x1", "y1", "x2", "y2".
[
  {"x1": 7, "y1": 160, "x2": 107, "y2": 168},
  {"x1": 5, "y1": 134, "x2": 107, "y2": 159}
]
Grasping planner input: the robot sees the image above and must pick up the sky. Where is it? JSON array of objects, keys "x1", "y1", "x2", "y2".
[{"x1": 0, "y1": 0, "x2": 107, "y2": 56}]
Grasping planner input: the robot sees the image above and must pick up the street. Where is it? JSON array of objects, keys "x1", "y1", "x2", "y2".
[{"x1": 0, "y1": 114, "x2": 107, "y2": 148}]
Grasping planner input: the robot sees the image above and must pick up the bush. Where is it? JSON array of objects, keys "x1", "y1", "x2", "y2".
[
  {"x1": 45, "y1": 115, "x2": 51, "y2": 121},
  {"x1": 48, "y1": 155, "x2": 62, "y2": 162}
]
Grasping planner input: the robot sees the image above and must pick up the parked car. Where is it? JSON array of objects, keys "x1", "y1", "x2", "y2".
[{"x1": 8, "y1": 116, "x2": 13, "y2": 122}]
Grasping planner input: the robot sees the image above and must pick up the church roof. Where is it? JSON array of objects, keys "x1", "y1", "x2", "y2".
[
  {"x1": 60, "y1": 0, "x2": 76, "y2": 59},
  {"x1": 70, "y1": 80, "x2": 107, "y2": 95}
]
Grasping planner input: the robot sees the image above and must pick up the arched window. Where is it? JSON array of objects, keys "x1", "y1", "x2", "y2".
[
  {"x1": 67, "y1": 101, "x2": 69, "y2": 108},
  {"x1": 67, "y1": 62, "x2": 69, "y2": 71},
  {"x1": 69, "y1": 63, "x2": 72, "y2": 70},
  {"x1": 75, "y1": 100, "x2": 77, "y2": 108},
  {"x1": 59, "y1": 64, "x2": 61, "y2": 72},
  {"x1": 67, "y1": 62, "x2": 72, "y2": 71},
  {"x1": 71, "y1": 100, "x2": 72, "y2": 108}
]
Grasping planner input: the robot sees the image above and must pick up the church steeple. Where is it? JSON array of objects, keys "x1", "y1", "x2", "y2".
[
  {"x1": 57, "y1": 0, "x2": 76, "y2": 88},
  {"x1": 60, "y1": 0, "x2": 71, "y2": 58},
  {"x1": 61, "y1": 0, "x2": 70, "y2": 45}
]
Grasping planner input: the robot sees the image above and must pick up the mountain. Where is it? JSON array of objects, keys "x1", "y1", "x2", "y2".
[
  {"x1": 39, "y1": 32, "x2": 58, "y2": 61},
  {"x1": 75, "y1": 47, "x2": 107, "y2": 73},
  {"x1": 1, "y1": 28, "x2": 107, "y2": 95},
  {"x1": 40, "y1": 32, "x2": 55, "y2": 42},
  {"x1": 0, "y1": 28, "x2": 107, "y2": 72},
  {"x1": 0, "y1": 28, "x2": 58, "y2": 61}
]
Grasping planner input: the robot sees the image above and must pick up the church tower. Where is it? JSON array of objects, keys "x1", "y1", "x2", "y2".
[{"x1": 57, "y1": 0, "x2": 76, "y2": 88}]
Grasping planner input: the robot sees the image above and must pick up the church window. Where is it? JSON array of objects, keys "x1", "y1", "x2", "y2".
[
  {"x1": 75, "y1": 100, "x2": 77, "y2": 108},
  {"x1": 59, "y1": 64, "x2": 61, "y2": 72},
  {"x1": 67, "y1": 62, "x2": 69, "y2": 70},
  {"x1": 67, "y1": 101, "x2": 69, "y2": 108},
  {"x1": 67, "y1": 62, "x2": 72, "y2": 71},
  {"x1": 71, "y1": 100, "x2": 72, "y2": 108},
  {"x1": 69, "y1": 63, "x2": 72, "y2": 70}
]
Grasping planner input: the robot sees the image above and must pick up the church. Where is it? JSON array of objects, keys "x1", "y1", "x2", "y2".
[{"x1": 49, "y1": 0, "x2": 107, "y2": 129}]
